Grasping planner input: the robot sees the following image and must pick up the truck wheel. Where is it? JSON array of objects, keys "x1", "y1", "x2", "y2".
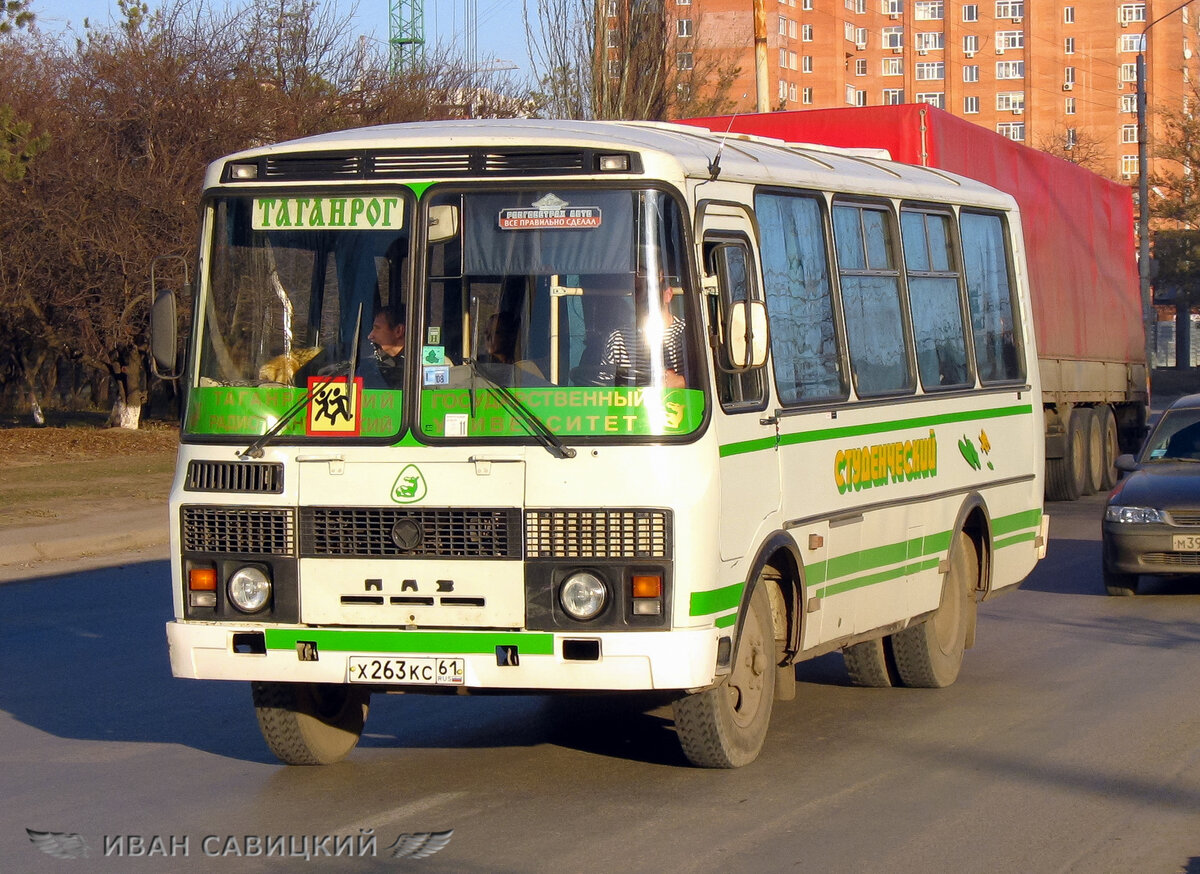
[
  {"x1": 842, "y1": 636, "x2": 899, "y2": 687},
  {"x1": 891, "y1": 531, "x2": 978, "y2": 688},
  {"x1": 1104, "y1": 569, "x2": 1139, "y2": 596},
  {"x1": 1046, "y1": 407, "x2": 1087, "y2": 501},
  {"x1": 252, "y1": 682, "x2": 370, "y2": 765},
  {"x1": 1099, "y1": 407, "x2": 1121, "y2": 490},
  {"x1": 1084, "y1": 408, "x2": 1104, "y2": 495},
  {"x1": 674, "y1": 583, "x2": 775, "y2": 768}
]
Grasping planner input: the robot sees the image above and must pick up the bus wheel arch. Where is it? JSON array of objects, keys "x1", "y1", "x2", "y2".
[
  {"x1": 890, "y1": 502, "x2": 985, "y2": 688},
  {"x1": 674, "y1": 580, "x2": 776, "y2": 768},
  {"x1": 673, "y1": 535, "x2": 800, "y2": 768}
]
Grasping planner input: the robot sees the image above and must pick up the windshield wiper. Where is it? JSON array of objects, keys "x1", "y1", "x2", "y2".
[
  {"x1": 239, "y1": 305, "x2": 363, "y2": 459},
  {"x1": 466, "y1": 359, "x2": 576, "y2": 459}
]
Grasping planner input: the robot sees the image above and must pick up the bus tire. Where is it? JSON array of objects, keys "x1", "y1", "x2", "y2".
[
  {"x1": 1104, "y1": 569, "x2": 1139, "y2": 596},
  {"x1": 673, "y1": 583, "x2": 775, "y2": 768},
  {"x1": 842, "y1": 636, "x2": 899, "y2": 687},
  {"x1": 1099, "y1": 406, "x2": 1121, "y2": 491},
  {"x1": 1084, "y1": 407, "x2": 1104, "y2": 495},
  {"x1": 1046, "y1": 407, "x2": 1087, "y2": 502},
  {"x1": 252, "y1": 681, "x2": 369, "y2": 765},
  {"x1": 891, "y1": 531, "x2": 978, "y2": 689}
]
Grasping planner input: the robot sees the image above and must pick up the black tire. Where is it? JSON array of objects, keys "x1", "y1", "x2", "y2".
[
  {"x1": 1099, "y1": 406, "x2": 1121, "y2": 491},
  {"x1": 1083, "y1": 408, "x2": 1103, "y2": 496},
  {"x1": 843, "y1": 636, "x2": 899, "y2": 687},
  {"x1": 892, "y1": 532, "x2": 978, "y2": 689},
  {"x1": 674, "y1": 583, "x2": 776, "y2": 768},
  {"x1": 252, "y1": 682, "x2": 370, "y2": 765},
  {"x1": 1104, "y1": 568, "x2": 1139, "y2": 596},
  {"x1": 1046, "y1": 407, "x2": 1088, "y2": 502}
]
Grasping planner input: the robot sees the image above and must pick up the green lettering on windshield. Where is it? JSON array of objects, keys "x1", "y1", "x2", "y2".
[{"x1": 419, "y1": 387, "x2": 704, "y2": 438}]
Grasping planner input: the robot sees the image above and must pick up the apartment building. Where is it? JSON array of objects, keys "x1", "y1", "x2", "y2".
[{"x1": 669, "y1": 0, "x2": 1200, "y2": 182}]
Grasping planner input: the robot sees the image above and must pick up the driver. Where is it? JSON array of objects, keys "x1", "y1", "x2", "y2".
[
  {"x1": 360, "y1": 304, "x2": 406, "y2": 389},
  {"x1": 598, "y1": 271, "x2": 687, "y2": 388}
]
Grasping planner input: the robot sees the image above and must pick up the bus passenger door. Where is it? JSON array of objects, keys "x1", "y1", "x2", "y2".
[{"x1": 702, "y1": 223, "x2": 780, "y2": 563}]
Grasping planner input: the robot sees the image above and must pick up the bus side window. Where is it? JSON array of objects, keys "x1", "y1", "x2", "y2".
[
  {"x1": 901, "y1": 209, "x2": 972, "y2": 390},
  {"x1": 755, "y1": 191, "x2": 846, "y2": 404},
  {"x1": 706, "y1": 239, "x2": 766, "y2": 409},
  {"x1": 961, "y1": 211, "x2": 1024, "y2": 383},
  {"x1": 833, "y1": 202, "x2": 914, "y2": 398}
]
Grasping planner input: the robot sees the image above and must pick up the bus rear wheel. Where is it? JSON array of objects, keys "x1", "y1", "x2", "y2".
[
  {"x1": 252, "y1": 681, "x2": 370, "y2": 765},
  {"x1": 674, "y1": 583, "x2": 775, "y2": 768},
  {"x1": 891, "y1": 531, "x2": 978, "y2": 689},
  {"x1": 843, "y1": 636, "x2": 900, "y2": 687}
]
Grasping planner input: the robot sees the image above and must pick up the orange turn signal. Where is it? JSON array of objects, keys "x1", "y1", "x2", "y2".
[
  {"x1": 631, "y1": 574, "x2": 662, "y2": 599},
  {"x1": 189, "y1": 567, "x2": 218, "y2": 591}
]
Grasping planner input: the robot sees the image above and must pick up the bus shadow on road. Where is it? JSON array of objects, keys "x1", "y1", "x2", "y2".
[{"x1": 0, "y1": 559, "x2": 276, "y2": 763}]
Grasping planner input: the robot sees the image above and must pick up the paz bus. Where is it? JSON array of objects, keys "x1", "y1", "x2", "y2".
[{"x1": 155, "y1": 119, "x2": 1048, "y2": 768}]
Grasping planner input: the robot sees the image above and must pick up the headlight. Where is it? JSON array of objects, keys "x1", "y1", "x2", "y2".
[
  {"x1": 559, "y1": 571, "x2": 607, "y2": 621},
  {"x1": 1105, "y1": 505, "x2": 1167, "y2": 524},
  {"x1": 228, "y1": 566, "x2": 272, "y2": 612}
]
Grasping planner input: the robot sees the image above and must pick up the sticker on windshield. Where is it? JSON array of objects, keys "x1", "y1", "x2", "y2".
[
  {"x1": 423, "y1": 366, "x2": 450, "y2": 386},
  {"x1": 252, "y1": 196, "x2": 404, "y2": 230},
  {"x1": 499, "y1": 193, "x2": 601, "y2": 230},
  {"x1": 306, "y1": 376, "x2": 363, "y2": 436}
]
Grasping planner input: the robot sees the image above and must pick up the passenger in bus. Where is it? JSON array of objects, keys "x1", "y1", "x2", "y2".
[
  {"x1": 599, "y1": 270, "x2": 687, "y2": 388},
  {"x1": 359, "y1": 303, "x2": 406, "y2": 389}
]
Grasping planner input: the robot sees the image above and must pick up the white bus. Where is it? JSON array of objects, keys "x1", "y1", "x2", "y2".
[{"x1": 157, "y1": 120, "x2": 1048, "y2": 768}]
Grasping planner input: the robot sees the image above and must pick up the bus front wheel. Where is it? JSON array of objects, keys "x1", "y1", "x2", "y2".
[
  {"x1": 252, "y1": 681, "x2": 370, "y2": 765},
  {"x1": 673, "y1": 583, "x2": 776, "y2": 768},
  {"x1": 891, "y1": 531, "x2": 978, "y2": 688}
]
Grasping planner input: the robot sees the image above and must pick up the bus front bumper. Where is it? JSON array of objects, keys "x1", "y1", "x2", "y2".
[{"x1": 166, "y1": 621, "x2": 722, "y2": 692}]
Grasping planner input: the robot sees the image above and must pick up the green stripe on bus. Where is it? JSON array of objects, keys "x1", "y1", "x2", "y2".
[
  {"x1": 990, "y1": 508, "x2": 1042, "y2": 536},
  {"x1": 993, "y1": 531, "x2": 1038, "y2": 551},
  {"x1": 690, "y1": 582, "x2": 745, "y2": 617},
  {"x1": 815, "y1": 557, "x2": 941, "y2": 598},
  {"x1": 720, "y1": 404, "x2": 1034, "y2": 458},
  {"x1": 264, "y1": 629, "x2": 555, "y2": 655},
  {"x1": 715, "y1": 613, "x2": 738, "y2": 629},
  {"x1": 801, "y1": 509, "x2": 1037, "y2": 596}
]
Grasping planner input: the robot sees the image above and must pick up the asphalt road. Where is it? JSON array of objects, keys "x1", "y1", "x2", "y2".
[{"x1": 2, "y1": 494, "x2": 1199, "y2": 873}]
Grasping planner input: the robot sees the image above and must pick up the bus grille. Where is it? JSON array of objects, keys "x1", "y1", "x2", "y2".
[
  {"x1": 184, "y1": 460, "x2": 284, "y2": 494},
  {"x1": 236, "y1": 148, "x2": 634, "y2": 181},
  {"x1": 181, "y1": 506, "x2": 295, "y2": 555},
  {"x1": 300, "y1": 507, "x2": 521, "y2": 559},
  {"x1": 525, "y1": 509, "x2": 670, "y2": 559}
]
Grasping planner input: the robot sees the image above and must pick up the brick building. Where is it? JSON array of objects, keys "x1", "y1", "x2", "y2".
[{"x1": 666, "y1": 0, "x2": 1200, "y2": 182}]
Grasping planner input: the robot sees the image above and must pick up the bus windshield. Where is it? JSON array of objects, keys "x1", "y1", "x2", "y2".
[
  {"x1": 417, "y1": 187, "x2": 704, "y2": 441},
  {"x1": 187, "y1": 194, "x2": 411, "y2": 440}
]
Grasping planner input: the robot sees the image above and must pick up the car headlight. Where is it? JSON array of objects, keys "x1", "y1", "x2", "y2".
[
  {"x1": 559, "y1": 571, "x2": 607, "y2": 621},
  {"x1": 1105, "y1": 505, "x2": 1167, "y2": 524},
  {"x1": 228, "y1": 566, "x2": 272, "y2": 612}
]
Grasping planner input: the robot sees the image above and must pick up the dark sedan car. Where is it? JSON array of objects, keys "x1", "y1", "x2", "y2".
[{"x1": 1102, "y1": 393, "x2": 1200, "y2": 595}]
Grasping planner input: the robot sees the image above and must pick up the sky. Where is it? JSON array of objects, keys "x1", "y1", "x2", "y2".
[{"x1": 31, "y1": 0, "x2": 533, "y2": 77}]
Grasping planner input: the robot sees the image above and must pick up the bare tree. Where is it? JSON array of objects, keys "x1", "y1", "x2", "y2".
[
  {"x1": 1034, "y1": 128, "x2": 1108, "y2": 176},
  {"x1": 524, "y1": 0, "x2": 737, "y2": 120},
  {"x1": 0, "y1": 0, "x2": 537, "y2": 427}
]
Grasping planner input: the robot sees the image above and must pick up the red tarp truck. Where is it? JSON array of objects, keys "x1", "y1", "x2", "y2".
[{"x1": 682, "y1": 104, "x2": 1148, "y2": 501}]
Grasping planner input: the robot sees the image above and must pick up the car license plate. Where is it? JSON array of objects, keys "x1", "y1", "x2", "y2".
[
  {"x1": 1172, "y1": 534, "x2": 1200, "y2": 552},
  {"x1": 348, "y1": 656, "x2": 464, "y2": 685}
]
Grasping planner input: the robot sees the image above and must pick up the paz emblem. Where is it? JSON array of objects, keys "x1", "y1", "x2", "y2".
[{"x1": 391, "y1": 464, "x2": 428, "y2": 504}]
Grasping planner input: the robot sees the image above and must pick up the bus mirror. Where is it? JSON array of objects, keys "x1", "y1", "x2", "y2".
[
  {"x1": 149, "y1": 254, "x2": 187, "y2": 380},
  {"x1": 150, "y1": 289, "x2": 179, "y2": 378},
  {"x1": 428, "y1": 205, "x2": 459, "y2": 244},
  {"x1": 726, "y1": 300, "x2": 769, "y2": 370}
]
